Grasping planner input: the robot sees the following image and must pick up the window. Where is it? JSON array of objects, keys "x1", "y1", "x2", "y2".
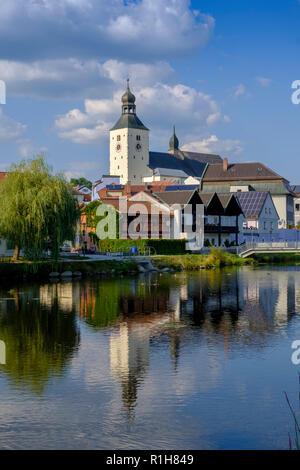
[
  {"x1": 264, "y1": 221, "x2": 267, "y2": 230},
  {"x1": 296, "y1": 204, "x2": 300, "y2": 212},
  {"x1": 136, "y1": 135, "x2": 141, "y2": 141},
  {"x1": 117, "y1": 165, "x2": 119, "y2": 169},
  {"x1": 117, "y1": 135, "x2": 121, "y2": 141}
]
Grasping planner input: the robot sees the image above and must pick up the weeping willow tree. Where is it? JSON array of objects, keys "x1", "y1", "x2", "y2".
[{"x1": 0, "y1": 156, "x2": 80, "y2": 261}]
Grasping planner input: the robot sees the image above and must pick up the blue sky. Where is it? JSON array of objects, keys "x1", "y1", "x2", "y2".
[{"x1": 0, "y1": 0, "x2": 299, "y2": 183}]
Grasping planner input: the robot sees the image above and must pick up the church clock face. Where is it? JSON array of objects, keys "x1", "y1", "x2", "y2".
[
  {"x1": 136, "y1": 143, "x2": 142, "y2": 151},
  {"x1": 116, "y1": 144, "x2": 121, "y2": 152}
]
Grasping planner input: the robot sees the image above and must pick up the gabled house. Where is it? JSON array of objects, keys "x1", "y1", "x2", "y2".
[
  {"x1": 202, "y1": 159, "x2": 294, "y2": 228},
  {"x1": 235, "y1": 191, "x2": 279, "y2": 243}
]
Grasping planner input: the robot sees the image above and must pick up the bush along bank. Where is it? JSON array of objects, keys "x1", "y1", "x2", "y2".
[
  {"x1": 153, "y1": 249, "x2": 254, "y2": 271},
  {"x1": 98, "y1": 239, "x2": 187, "y2": 255}
]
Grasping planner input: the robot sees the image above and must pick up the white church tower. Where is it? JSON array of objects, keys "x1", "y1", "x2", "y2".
[{"x1": 110, "y1": 79, "x2": 149, "y2": 184}]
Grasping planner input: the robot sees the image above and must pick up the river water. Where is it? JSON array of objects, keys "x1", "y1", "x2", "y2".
[{"x1": 0, "y1": 266, "x2": 300, "y2": 450}]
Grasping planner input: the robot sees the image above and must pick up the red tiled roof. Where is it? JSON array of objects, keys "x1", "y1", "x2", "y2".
[{"x1": 0, "y1": 172, "x2": 7, "y2": 183}]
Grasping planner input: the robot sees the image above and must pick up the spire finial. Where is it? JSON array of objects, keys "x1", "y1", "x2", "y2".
[
  {"x1": 126, "y1": 77, "x2": 130, "y2": 89},
  {"x1": 169, "y1": 124, "x2": 179, "y2": 151}
]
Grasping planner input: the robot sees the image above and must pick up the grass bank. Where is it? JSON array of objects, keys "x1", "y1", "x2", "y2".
[
  {"x1": 153, "y1": 249, "x2": 254, "y2": 271},
  {"x1": 0, "y1": 258, "x2": 138, "y2": 281},
  {"x1": 0, "y1": 249, "x2": 254, "y2": 280}
]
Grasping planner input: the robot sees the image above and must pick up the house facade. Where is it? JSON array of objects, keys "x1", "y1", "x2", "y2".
[
  {"x1": 292, "y1": 186, "x2": 300, "y2": 227},
  {"x1": 235, "y1": 192, "x2": 279, "y2": 243},
  {"x1": 201, "y1": 159, "x2": 294, "y2": 229}
]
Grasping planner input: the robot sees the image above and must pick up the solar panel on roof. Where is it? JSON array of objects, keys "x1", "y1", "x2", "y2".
[
  {"x1": 236, "y1": 192, "x2": 267, "y2": 216},
  {"x1": 106, "y1": 184, "x2": 123, "y2": 189},
  {"x1": 166, "y1": 185, "x2": 199, "y2": 191}
]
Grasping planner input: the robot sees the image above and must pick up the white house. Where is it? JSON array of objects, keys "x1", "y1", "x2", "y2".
[
  {"x1": 292, "y1": 186, "x2": 300, "y2": 227},
  {"x1": 235, "y1": 192, "x2": 279, "y2": 243}
]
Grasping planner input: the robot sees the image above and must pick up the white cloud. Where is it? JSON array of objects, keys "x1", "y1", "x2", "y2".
[
  {"x1": 255, "y1": 77, "x2": 272, "y2": 87},
  {"x1": 233, "y1": 84, "x2": 246, "y2": 98},
  {"x1": 55, "y1": 83, "x2": 227, "y2": 144},
  {"x1": 181, "y1": 135, "x2": 243, "y2": 156},
  {"x1": 0, "y1": 59, "x2": 175, "y2": 100},
  {"x1": 0, "y1": 109, "x2": 26, "y2": 141},
  {"x1": 0, "y1": 0, "x2": 214, "y2": 62}
]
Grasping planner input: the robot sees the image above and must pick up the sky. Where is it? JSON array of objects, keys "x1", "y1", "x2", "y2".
[{"x1": 0, "y1": 0, "x2": 300, "y2": 184}]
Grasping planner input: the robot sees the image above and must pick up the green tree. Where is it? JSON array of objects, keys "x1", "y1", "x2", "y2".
[
  {"x1": 83, "y1": 200, "x2": 119, "y2": 244},
  {"x1": 0, "y1": 156, "x2": 80, "y2": 261},
  {"x1": 70, "y1": 177, "x2": 92, "y2": 189}
]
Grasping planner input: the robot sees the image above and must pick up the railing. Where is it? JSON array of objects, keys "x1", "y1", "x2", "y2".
[
  {"x1": 103, "y1": 246, "x2": 157, "y2": 257},
  {"x1": 237, "y1": 241, "x2": 300, "y2": 256}
]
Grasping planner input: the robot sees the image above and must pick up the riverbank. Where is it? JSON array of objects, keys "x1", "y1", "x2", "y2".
[
  {"x1": 153, "y1": 251, "x2": 254, "y2": 271},
  {"x1": 0, "y1": 250, "x2": 254, "y2": 280}
]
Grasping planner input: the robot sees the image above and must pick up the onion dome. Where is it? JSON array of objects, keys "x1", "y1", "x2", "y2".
[{"x1": 122, "y1": 78, "x2": 136, "y2": 105}]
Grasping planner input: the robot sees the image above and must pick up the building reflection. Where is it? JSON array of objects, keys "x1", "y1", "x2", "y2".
[
  {"x1": 99, "y1": 269, "x2": 300, "y2": 416},
  {"x1": 0, "y1": 267, "x2": 299, "y2": 404}
]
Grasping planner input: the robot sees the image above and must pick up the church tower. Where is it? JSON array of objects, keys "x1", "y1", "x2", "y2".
[{"x1": 110, "y1": 79, "x2": 149, "y2": 184}]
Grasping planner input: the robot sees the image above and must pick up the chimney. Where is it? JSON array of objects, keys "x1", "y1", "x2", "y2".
[
  {"x1": 125, "y1": 181, "x2": 131, "y2": 195},
  {"x1": 223, "y1": 158, "x2": 228, "y2": 172}
]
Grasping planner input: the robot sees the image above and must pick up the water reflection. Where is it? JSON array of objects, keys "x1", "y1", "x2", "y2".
[
  {"x1": 0, "y1": 340, "x2": 5, "y2": 364},
  {"x1": 0, "y1": 284, "x2": 80, "y2": 393},
  {"x1": 0, "y1": 267, "x2": 299, "y2": 448}
]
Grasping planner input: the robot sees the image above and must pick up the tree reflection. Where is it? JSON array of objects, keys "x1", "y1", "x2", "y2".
[{"x1": 0, "y1": 285, "x2": 80, "y2": 394}]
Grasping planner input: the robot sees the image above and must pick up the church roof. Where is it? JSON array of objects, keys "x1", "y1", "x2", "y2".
[
  {"x1": 179, "y1": 150, "x2": 222, "y2": 164},
  {"x1": 146, "y1": 168, "x2": 189, "y2": 178},
  {"x1": 149, "y1": 151, "x2": 207, "y2": 178},
  {"x1": 110, "y1": 113, "x2": 149, "y2": 131}
]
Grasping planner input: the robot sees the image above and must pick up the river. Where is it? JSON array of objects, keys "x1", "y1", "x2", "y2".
[{"x1": 0, "y1": 266, "x2": 299, "y2": 449}]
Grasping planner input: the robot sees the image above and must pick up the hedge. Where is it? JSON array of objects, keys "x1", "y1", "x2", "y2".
[{"x1": 97, "y1": 239, "x2": 187, "y2": 255}]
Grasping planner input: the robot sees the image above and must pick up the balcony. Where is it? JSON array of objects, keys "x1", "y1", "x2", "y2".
[{"x1": 204, "y1": 224, "x2": 238, "y2": 234}]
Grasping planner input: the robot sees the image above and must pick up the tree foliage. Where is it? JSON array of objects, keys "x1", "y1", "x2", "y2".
[
  {"x1": 70, "y1": 177, "x2": 92, "y2": 189},
  {"x1": 0, "y1": 156, "x2": 80, "y2": 260},
  {"x1": 83, "y1": 200, "x2": 119, "y2": 242}
]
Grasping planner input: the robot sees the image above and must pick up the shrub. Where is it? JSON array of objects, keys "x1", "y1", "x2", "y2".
[{"x1": 98, "y1": 239, "x2": 187, "y2": 255}]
